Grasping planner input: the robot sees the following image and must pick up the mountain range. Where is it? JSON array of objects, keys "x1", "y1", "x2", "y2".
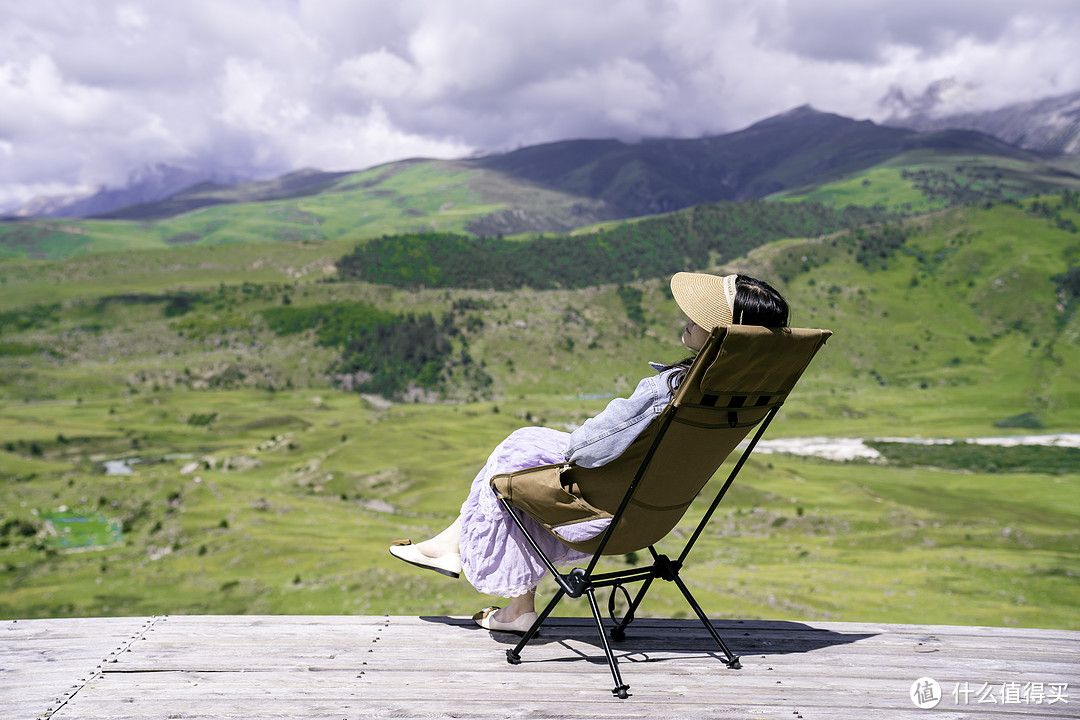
[
  {"x1": 467, "y1": 105, "x2": 1048, "y2": 219},
  {"x1": 9, "y1": 91, "x2": 1080, "y2": 225},
  {"x1": 3, "y1": 100, "x2": 1080, "y2": 263},
  {"x1": 10, "y1": 164, "x2": 252, "y2": 220},
  {"x1": 885, "y1": 89, "x2": 1080, "y2": 155}
]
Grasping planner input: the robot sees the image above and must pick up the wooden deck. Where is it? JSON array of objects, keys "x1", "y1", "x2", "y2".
[{"x1": 2, "y1": 615, "x2": 1076, "y2": 719}]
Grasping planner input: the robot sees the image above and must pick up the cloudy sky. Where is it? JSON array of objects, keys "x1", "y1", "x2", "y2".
[{"x1": 2, "y1": 0, "x2": 1079, "y2": 211}]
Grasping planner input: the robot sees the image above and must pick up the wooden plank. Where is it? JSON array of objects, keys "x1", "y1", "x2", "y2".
[
  {"x1": 55, "y1": 676, "x2": 1078, "y2": 720},
  {"x1": 0, "y1": 617, "x2": 155, "y2": 720},
  {"x1": 2, "y1": 616, "x2": 1074, "y2": 719}
]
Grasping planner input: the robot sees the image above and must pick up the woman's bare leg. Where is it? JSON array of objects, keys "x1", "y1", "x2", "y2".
[
  {"x1": 493, "y1": 589, "x2": 536, "y2": 621},
  {"x1": 413, "y1": 518, "x2": 537, "y2": 621},
  {"x1": 414, "y1": 516, "x2": 461, "y2": 557}
]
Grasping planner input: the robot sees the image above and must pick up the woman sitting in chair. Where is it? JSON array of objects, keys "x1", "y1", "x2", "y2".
[{"x1": 389, "y1": 272, "x2": 790, "y2": 632}]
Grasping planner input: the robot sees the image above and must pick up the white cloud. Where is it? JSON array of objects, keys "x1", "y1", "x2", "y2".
[
  {"x1": 218, "y1": 57, "x2": 308, "y2": 136},
  {"x1": 115, "y1": 3, "x2": 149, "y2": 35},
  {"x1": 0, "y1": 0, "x2": 1078, "y2": 212},
  {"x1": 0, "y1": 55, "x2": 113, "y2": 132},
  {"x1": 335, "y1": 49, "x2": 419, "y2": 100},
  {"x1": 282, "y1": 103, "x2": 471, "y2": 171}
]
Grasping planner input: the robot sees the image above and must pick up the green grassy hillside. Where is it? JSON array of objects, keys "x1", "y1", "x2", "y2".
[
  {"x1": 0, "y1": 160, "x2": 613, "y2": 261},
  {"x1": 773, "y1": 150, "x2": 1080, "y2": 213},
  {"x1": 756, "y1": 201, "x2": 1080, "y2": 435},
  {"x1": 5, "y1": 115, "x2": 1080, "y2": 263},
  {"x1": 1, "y1": 198, "x2": 1077, "y2": 627}
]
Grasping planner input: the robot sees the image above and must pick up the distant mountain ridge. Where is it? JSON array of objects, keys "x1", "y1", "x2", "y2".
[
  {"x1": 5, "y1": 97, "x2": 1080, "y2": 264},
  {"x1": 886, "y1": 90, "x2": 1080, "y2": 155},
  {"x1": 25, "y1": 105, "x2": 1054, "y2": 226},
  {"x1": 11, "y1": 164, "x2": 253, "y2": 220},
  {"x1": 467, "y1": 105, "x2": 1041, "y2": 217},
  {"x1": 89, "y1": 168, "x2": 355, "y2": 222}
]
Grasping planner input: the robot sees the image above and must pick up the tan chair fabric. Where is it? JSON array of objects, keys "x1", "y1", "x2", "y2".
[{"x1": 491, "y1": 326, "x2": 831, "y2": 556}]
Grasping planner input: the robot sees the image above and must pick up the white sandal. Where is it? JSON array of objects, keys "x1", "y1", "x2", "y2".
[
  {"x1": 388, "y1": 539, "x2": 462, "y2": 578},
  {"x1": 473, "y1": 606, "x2": 539, "y2": 635}
]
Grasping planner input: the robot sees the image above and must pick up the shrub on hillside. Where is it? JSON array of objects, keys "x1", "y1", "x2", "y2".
[
  {"x1": 262, "y1": 302, "x2": 396, "y2": 347},
  {"x1": 617, "y1": 285, "x2": 646, "y2": 325},
  {"x1": 994, "y1": 412, "x2": 1044, "y2": 429},
  {"x1": 1052, "y1": 266, "x2": 1080, "y2": 322},
  {"x1": 0, "y1": 303, "x2": 61, "y2": 334},
  {"x1": 867, "y1": 440, "x2": 1077, "y2": 475},
  {"x1": 96, "y1": 293, "x2": 202, "y2": 317},
  {"x1": 849, "y1": 224, "x2": 909, "y2": 270}
]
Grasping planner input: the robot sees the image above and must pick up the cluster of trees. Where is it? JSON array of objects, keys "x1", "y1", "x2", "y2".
[
  {"x1": 261, "y1": 301, "x2": 454, "y2": 397},
  {"x1": 261, "y1": 301, "x2": 396, "y2": 347},
  {"x1": 1054, "y1": 267, "x2": 1080, "y2": 300},
  {"x1": 1052, "y1": 266, "x2": 1080, "y2": 324},
  {"x1": 335, "y1": 200, "x2": 894, "y2": 290},
  {"x1": 848, "y1": 224, "x2": 910, "y2": 270},
  {"x1": 336, "y1": 314, "x2": 453, "y2": 397},
  {"x1": 900, "y1": 167, "x2": 1011, "y2": 206},
  {"x1": 617, "y1": 285, "x2": 646, "y2": 325},
  {"x1": 0, "y1": 302, "x2": 61, "y2": 334},
  {"x1": 1028, "y1": 197, "x2": 1079, "y2": 234}
]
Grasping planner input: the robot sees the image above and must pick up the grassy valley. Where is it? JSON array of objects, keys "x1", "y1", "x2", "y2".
[{"x1": 1, "y1": 197, "x2": 1078, "y2": 629}]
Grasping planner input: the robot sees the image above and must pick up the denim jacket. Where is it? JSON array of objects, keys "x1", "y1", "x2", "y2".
[{"x1": 563, "y1": 363, "x2": 676, "y2": 468}]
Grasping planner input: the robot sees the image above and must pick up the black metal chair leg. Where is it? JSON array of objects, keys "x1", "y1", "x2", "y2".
[
  {"x1": 670, "y1": 572, "x2": 741, "y2": 668},
  {"x1": 585, "y1": 587, "x2": 630, "y2": 699}
]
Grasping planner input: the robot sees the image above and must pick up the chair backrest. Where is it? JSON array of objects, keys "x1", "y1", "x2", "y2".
[{"x1": 559, "y1": 325, "x2": 831, "y2": 555}]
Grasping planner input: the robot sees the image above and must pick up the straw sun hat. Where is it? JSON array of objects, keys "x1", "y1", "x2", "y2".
[{"x1": 670, "y1": 272, "x2": 738, "y2": 329}]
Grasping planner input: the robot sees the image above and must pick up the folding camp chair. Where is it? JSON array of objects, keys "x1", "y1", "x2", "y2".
[{"x1": 490, "y1": 325, "x2": 832, "y2": 698}]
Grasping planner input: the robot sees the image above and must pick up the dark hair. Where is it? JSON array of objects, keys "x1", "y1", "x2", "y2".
[
  {"x1": 663, "y1": 274, "x2": 789, "y2": 393},
  {"x1": 731, "y1": 275, "x2": 789, "y2": 328}
]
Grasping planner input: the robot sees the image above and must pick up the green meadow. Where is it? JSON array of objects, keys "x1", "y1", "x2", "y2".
[
  {"x1": 0, "y1": 159, "x2": 608, "y2": 261},
  {"x1": 773, "y1": 151, "x2": 1080, "y2": 214},
  {"x1": 1, "y1": 198, "x2": 1078, "y2": 629},
  {"x1": 0, "y1": 161, "x2": 505, "y2": 260},
  {"x1": 2, "y1": 391, "x2": 1076, "y2": 629}
]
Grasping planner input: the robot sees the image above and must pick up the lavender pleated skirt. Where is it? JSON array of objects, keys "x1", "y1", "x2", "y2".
[{"x1": 459, "y1": 426, "x2": 604, "y2": 598}]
